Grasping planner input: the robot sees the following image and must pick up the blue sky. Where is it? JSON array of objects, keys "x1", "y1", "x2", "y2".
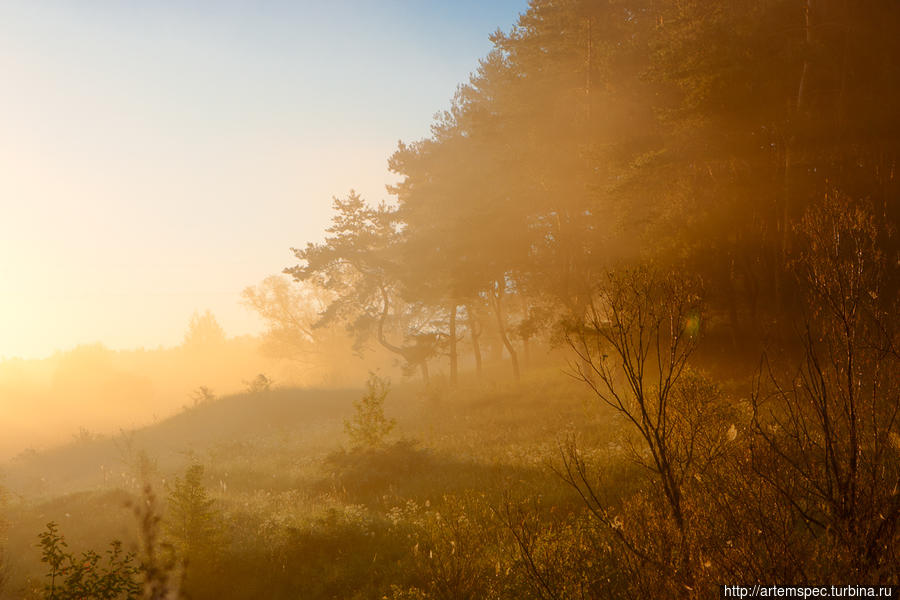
[{"x1": 0, "y1": 0, "x2": 529, "y2": 358}]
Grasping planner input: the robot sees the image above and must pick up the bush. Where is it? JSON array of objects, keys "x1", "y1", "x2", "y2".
[
  {"x1": 37, "y1": 522, "x2": 141, "y2": 600},
  {"x1": 244, "y1": 374, "x2": 273, "y2": 394}
]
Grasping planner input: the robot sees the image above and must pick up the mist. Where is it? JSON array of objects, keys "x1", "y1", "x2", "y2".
[
  {"x1": 0, "y1": 310, "x2": 361, "y2": 461},
  {"x1": 1, "y1": 1, "x2": 899, "y2": 599}
]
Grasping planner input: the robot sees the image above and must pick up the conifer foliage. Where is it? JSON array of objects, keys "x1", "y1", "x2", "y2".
[{"x1": 345, "y1": 373, "x2": 396, "y2": 449}]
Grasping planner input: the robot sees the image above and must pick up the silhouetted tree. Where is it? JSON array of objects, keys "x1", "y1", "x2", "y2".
[
  {"x1": 183, "y1": 310, "x2": 226, "y2": 348},
  {"x1": 287, "y1": 192, "x2": 440, "y2": 381}
]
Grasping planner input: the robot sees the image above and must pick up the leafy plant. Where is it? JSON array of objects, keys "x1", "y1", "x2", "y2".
[{"x1": 38, "y1": 522, "x2": 141, "y2": 600}]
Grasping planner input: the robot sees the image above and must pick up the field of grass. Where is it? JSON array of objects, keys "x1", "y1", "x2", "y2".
[{"x1": 1, "y1": 366, "x2": 629, "y2": 599}]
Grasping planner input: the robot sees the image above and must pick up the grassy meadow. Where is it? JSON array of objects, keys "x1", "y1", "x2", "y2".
[{"x1": 2, "y1": 365, "x2": 650, "y2": 599}]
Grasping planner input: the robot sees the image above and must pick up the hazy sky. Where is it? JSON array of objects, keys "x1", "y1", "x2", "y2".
[{"x1": 0, "y1": 0, "x2": 528, "y2": 359}]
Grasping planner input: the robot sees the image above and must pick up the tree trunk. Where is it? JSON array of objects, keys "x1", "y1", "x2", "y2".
[
  {"x1": 491, "y1": 279, "x2": 520, "y2": 381},
  {"x1": 448, "y1": 304, "x2": 458, "y2": 387},
  {"x1": 377, "y1": 285, "x2": 429, "y2": 384},
  {"x1": 726, "y1": 255, "x2": 741, "y2": 349},
  {"x1": 779, "y1": 0, "x2": 814, "y2": 318},
  {"x1": 468, "y1": 306, "x2": 483, "y2": 378}
]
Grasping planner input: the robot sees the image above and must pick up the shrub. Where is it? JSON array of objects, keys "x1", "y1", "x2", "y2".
[
  {"x1": 244, "y1": 374, "x2": 273, "y2": 394},
  {"x1": 37, "y1": 522, "x2": 141, "y2": 600},
  {"x1": 189, "y1": 386, "x2": 216, "y2": 407}
]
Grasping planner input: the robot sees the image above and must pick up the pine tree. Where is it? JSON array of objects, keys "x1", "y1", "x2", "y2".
[
  {"x1": 165, "y1": 464, "x2": 218, "y2": 561},
  {"x1": 345, "y1": 373, "x2": 395, "y2": 449}
]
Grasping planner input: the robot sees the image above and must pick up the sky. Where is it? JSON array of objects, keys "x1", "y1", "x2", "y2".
[{"x1": 0, "y1": 0, "x2": 529, "y2": 359}]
